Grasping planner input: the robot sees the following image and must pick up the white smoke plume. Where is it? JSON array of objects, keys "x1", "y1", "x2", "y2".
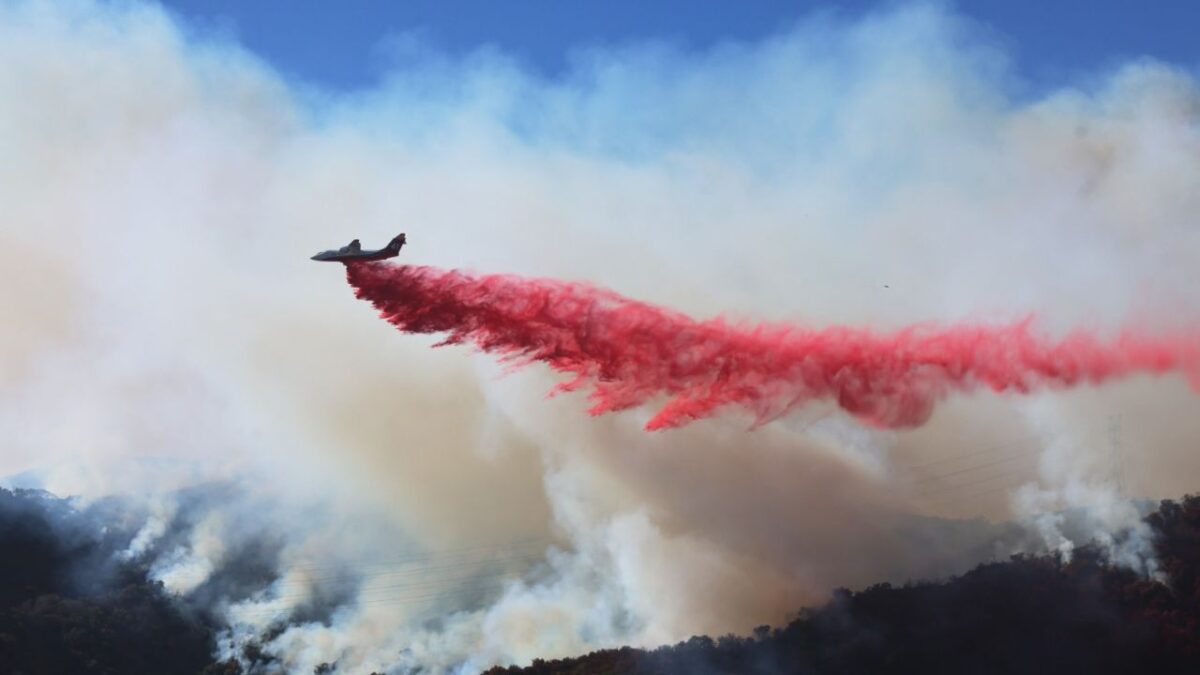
[{"x1": 2, "y1": 0, "x2": 1199, "y2": 672}]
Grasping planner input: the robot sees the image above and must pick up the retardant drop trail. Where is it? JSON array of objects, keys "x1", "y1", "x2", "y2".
[{"x1": 346, "y1": 263, "x2": 1200, "y2": 430}]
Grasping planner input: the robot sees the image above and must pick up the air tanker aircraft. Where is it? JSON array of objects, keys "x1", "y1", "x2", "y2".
[{"x1": 311, "y1": 233, "x2": 406, "y2": 262}]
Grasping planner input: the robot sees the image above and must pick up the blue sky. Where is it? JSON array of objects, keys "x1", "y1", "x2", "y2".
[{"x1": 158, "y1": 0, "x2": 1199, "y2": 91}]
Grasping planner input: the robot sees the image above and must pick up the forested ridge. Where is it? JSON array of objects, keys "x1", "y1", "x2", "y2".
[
  {"x1": 487, "y1": 495, "x2": 1200, "y2": 675},
  {"x1": 2, "y1": 487, "x2": 1199, "y2": 674},
  {"x1": 0, "y1": 488, "x2": 225, "y2": 674}
]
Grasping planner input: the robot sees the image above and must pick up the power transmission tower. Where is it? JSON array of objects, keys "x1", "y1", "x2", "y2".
[{"x1": 1107, "y1": 413, "x2": 1126, "y2": 498}]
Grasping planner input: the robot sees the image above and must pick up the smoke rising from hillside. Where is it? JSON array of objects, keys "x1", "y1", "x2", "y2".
[{"x1": 2, "y1": 0, "x2": 1200, "y2": 671}]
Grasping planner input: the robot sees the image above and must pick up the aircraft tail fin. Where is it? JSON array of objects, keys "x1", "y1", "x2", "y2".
[{"x1": 388, "y1": 233, "x2": 407, "y2": 253}]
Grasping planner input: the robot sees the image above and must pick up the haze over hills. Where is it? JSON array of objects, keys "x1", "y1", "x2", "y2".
[
  {"x1": 3, "y1": 0, "x2": 1200, "y2": 672},
  {"x1": 2, "y1": 486, "x2": 1199, "y2": 674},
  {"x1": 488, "y1": 502, "x2": 1200, "y2": 675}
]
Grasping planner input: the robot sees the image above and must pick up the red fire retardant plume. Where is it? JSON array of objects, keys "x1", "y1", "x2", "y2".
[{"x1": 346, "y1": 263, "x2": 1200, "y2": 430}]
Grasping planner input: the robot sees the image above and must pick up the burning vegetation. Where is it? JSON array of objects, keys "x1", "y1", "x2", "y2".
[
  {"x1": 486, "y1": 496, "x2": 1200, "y2": 675},
  {"x1": 2, "y1": 486, "x2": 1199, "y2": 674}
]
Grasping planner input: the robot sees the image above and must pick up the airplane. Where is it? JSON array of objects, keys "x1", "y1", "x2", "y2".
[{"x1": 311, "y1": 233, "x2": 406, "y2": 263}]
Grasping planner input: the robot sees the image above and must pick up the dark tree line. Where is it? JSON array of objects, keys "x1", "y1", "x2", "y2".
[
  {"x1": 4, "y1": 485, "x2": 1200, "y2": 674},
  {"x1": 0, "y1": 488, "x2": 227, "y2": 674},
  {"x1": 487, "y1": 495, "x2": 1200, "y2": 675}
]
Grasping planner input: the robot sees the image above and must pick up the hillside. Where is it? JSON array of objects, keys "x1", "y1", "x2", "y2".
[
  {"x1": 487, "y1": 496, "x2": 1200, "y2": 675},
  {"x1": 2, "y1": 486, "x2": 1198, "y2": 674}
]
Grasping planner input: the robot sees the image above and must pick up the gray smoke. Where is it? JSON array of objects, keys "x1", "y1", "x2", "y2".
[{"x1": 2, "y1": 0, "x2": 1199, "y2": 672}]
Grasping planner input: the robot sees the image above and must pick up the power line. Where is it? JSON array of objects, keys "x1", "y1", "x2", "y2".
[
  {"x1": 1108, "y1": 413, "x2": 1126, "y2": 498},
  {"x1": 911, "y1": 447, "x2": 1041, "y2": 484},
  {"x1": 927, "y1": 477, "x2": 1033, "y2": 503},
  {"x1": 904, "y1": 433, "x2": 1044, "y2": 470},
  {"x1": 256, "y1": 553, "x2": 547, "y2": 604},
  {"x1": 917, "y1": 464, "x2": 1039, "y2": 498},
  {"x1": 162, "y1": 537, "x2": 553, "y2": 584},
  {"x1": 282, "y1": 537, "x2": 553, "y2": 572},
  {"x1": 276, "y1": 544, "x2": 550, "y2": 584},
  {"x1": 232, "y1": 564, "x2": 542, "y2": 616}
]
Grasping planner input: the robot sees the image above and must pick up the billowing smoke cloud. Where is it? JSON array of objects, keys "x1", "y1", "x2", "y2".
[
  {"x1": 3, "y1": 0, "x2": 1200, "y2": 672},
  {"x1": 349, "y1": 262, "x2": 1200, "y2": 429}
]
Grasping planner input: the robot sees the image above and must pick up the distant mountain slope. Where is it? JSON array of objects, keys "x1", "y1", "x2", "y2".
[
  {"x1": 3, "y1": 486, "x2": 1199, "y2": 675},
  {"x1": 0, "y1": 488, "x2": 223, "y2": 675},
  {"x1": 486, "y1": 495, "x2": 1200, "y2": 675}
]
